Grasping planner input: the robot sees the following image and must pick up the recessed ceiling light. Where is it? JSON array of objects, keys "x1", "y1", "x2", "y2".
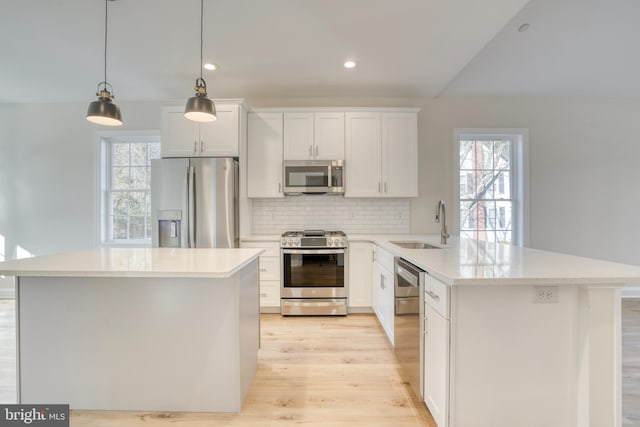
[
  {"x1": 343, "y1": 60, "x2": 357, "y2": 69},
  {"x1": 518, "y1": 23, "x2": 530, "y2": 32},
  {"x1": 203, "y1": 63, "x2": 217, "y2": 71}
]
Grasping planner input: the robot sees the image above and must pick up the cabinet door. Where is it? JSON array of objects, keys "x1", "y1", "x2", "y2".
[
  {"x1": 247, "y1": 112, "x2": 284, "y2": 198},
  {"x1": 381, "y1": 112, "x2": 418, "y2": 197},
  {"x1": 380, "y1": 265, "x2": 395, "y2": 345},
  {"x1": 424, "y1": 303, "x2": 450, "y2": 427},
  {"x1": 161, "y1": 106, "x2": 199, "y2": 157},
  {"x1": 314, "y1": 112, "x2": 345, "y2": 160},
  {"x1": 348, "y1": 242, "x2": 373, "y2": 308},
  {"x1": 372, "y1": 259, "x2": 394, "y2": 345},
  {"x1": 372, "y1": 261, "x2": 384, "y2": 323},
  {"x1": 345, "y1": 112, "x2": 382, "y2": 197},
  {"x1": 199, "y1": 103, "x2": 239, "y2": 157},
  {"x1": 283, "y1": 113, "x2": 314, "y2": 160}
]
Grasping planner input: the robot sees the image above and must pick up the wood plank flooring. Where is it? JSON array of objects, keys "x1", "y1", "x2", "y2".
[{"x1": 1, "y1": 299, "x2": 639, "y2": 426}]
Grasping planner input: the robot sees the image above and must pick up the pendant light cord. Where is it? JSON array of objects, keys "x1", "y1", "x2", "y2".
[
  {"x1": 104, "y1": 0, "x2": 108, "y2": 86},
  {"x1": 199, "y1": 0, "x2": 204, "y2": 80}
]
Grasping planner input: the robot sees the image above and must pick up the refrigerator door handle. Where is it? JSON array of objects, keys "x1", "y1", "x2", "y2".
[{"x1": 188, "y1": 165, "x2": 196, "y2": 248}]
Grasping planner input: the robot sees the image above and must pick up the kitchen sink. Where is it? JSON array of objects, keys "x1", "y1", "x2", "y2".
[{"x1": 390, "y1": 241, "x2": 441, "y2": 249}]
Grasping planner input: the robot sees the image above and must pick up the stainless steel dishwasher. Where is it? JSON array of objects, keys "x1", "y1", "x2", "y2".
[{"x1": 394, "y1": 257, "x2": 424, "y2": 399}]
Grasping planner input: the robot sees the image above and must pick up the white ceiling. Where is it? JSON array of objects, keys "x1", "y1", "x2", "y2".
[
  {"x1": 441, "y1": 0, "x2": 640, "y2": 97},
  {"x1": 0, "y1": 0, "x2": 529, "y2": 103},
  {"x1": 2, "y1": 0, "x2": 637, "y2": 103}
]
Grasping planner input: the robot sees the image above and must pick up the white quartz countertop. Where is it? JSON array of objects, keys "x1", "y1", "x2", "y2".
[
  {"x1": 230, "y1": 233, "x2": 640, "y2": 286},
  {"x1": 0, "y1": 248, "x2": 264, "y2": 279},
  {"x1": 351, "y1": 234, "x2": 640, "y2": 286}
]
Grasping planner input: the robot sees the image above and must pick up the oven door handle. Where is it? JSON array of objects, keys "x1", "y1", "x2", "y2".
[{"x1": 282, "y1": 248, "x2": 345, "y2": 255}]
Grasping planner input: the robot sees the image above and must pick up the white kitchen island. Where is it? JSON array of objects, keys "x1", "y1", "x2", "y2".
[
  {"x1": 355, "y1": 235, "x2": 640, "y2": 427},
  {"x1": 0, "y1": 247, "x2": 263, "y2": 413}
]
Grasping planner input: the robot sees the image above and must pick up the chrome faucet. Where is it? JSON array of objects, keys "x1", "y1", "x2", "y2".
[{"x1": 435, "y1": 200, "x2": 449, "y2": 245}]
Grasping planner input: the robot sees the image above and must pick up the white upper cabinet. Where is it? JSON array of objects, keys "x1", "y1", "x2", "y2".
[
  {"x1": 345, "y1": 112, "x2": 382, "y2": 197},
  {"x1": 314, "y1": 112, "x2": 345, "y2": 159},
  {"x1": 161, "y1": 101, "x2": 243, "y2": 158},
  {"x1": 283, "y1": 112, "x2": 345, "y2": 160},
  {"x1": 247, "y1": 112, "x2": 284, "y2": 198},
  {"x1": 382, "y1": 112, "x2": 418, "y2": 197},
  {"x1": 345, "y1": 110, "x2": 418, "y2": 198},
  {"x1": 283, "y1": 113, "x2": 314, "y2": 159}
]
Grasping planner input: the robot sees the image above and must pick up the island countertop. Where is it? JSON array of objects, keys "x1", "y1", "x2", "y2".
[
  {"x1": 349, "y1": 234, "x2": 640, "y2": 286},
  {"x1": 0, "y1": 247, "x2": 264, "y2": 279}
]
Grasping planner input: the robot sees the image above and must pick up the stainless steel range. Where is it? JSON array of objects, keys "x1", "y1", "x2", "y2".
[{"x1": 280, "y1": 230, "x2": 348, "y2": 316}]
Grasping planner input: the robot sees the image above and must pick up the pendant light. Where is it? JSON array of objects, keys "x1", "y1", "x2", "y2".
[
  {"x1": 86, "y1": 0, "x2": 123, "y2": 126},
  {"x1": 184, "y1": 0, "x2": 217, "y2": 122}
]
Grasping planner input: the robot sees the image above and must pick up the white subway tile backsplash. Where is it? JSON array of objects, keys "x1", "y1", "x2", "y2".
[{"x1": 252, "y1": 197, "x2": 410, "y2": 234}]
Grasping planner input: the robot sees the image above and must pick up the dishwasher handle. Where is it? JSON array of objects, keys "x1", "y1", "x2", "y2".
[{"x1": 395, "y1": 258, "x2": 423, "y2": 288}]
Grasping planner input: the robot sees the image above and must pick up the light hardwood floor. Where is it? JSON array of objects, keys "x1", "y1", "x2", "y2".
[{"x1": 1, "y1": 299, "x2": 639, "y2": 426}]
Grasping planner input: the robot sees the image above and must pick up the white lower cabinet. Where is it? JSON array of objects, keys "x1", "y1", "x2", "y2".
[
  {"x1": 423, "y1": 273, "x2": 450, "y2": 427},
  {"x1": 240, "y1": 240, "x2": 281, "y2": 312},
  {"x1": 372, "y1": 245, "x2": 395, "y2": 345},
  {"x1": 347, "y1": 242, "x2": 373, "y2": 310}
]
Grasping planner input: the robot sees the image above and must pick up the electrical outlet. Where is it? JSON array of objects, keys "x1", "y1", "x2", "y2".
[{"x1": 533, "y1": 286, "x2": 558, "y2": 303}]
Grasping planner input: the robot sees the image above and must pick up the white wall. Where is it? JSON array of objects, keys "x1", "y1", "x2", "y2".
[
  {"x1": 1, "y1": 101, "x2": 165, "y2": 259},
  {"x1": 421, "y1": 96, "x2": 640, "y2": 266}
]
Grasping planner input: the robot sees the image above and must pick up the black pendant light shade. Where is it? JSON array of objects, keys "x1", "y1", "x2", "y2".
[
  {"x1": 185, "y1": 0, "x2": 216, "y2": 123},
  {"x1": 87, "y1": 0, "x2": 123, "y2": 127},
  {"x1": 185, "y1": 78, "x2": 217, "y2": 122},
  {"x1": 87, "y1": 84, "x2": 123, "y2": 126}
]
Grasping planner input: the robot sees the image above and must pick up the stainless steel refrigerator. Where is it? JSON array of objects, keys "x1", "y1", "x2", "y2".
[{"x1": 151, "y1": 158, "x2": 239, "y2": 248}]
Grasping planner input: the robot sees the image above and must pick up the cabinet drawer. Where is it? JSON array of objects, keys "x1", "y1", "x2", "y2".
[
  {"x1": 425, "y1": 274, "x2": 450, "y2": 319},
  {"x1": 259, "y1": 280, "x2": 280, "y2": 306},
  {"x1": 259, "y1": 256, "x2": 280, "y2": 280},
  {"x1": 241, "y1": 241, "x2": 280, "y2": 257}
]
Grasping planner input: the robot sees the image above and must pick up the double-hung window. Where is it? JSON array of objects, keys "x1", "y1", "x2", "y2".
[
  {"x1": 455, "y1": 129, "x2": 528, "y2": 246},
  {"x1": 99, "y1": 133, "x2": 161, "y2": 245}
]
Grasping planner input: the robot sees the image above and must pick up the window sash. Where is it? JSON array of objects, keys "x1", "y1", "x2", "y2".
[
  {"x1": 103, "y1": 138, "x2": 159, "y2": 244},
  {"x1": 457, "y1": 136, "x2": 517, "y2": 244}
]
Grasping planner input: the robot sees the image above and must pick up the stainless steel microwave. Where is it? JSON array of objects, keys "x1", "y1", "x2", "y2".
[{"x1": 283, "y1": 160, "x2": 345, "y2": 195}]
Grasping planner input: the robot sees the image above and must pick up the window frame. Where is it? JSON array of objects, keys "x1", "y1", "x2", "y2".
[
  {"x1": 96, "y1": 130, "x2": 161, "y2": 247},
  {"x1": 453, "y1": 128, "x2": 529, "y2": 247}
]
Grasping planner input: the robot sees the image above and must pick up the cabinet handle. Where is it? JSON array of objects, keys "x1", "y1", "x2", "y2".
[
  {"x1": 193, "y1": 140, "x2": 198, "y2": 154},
  {"x1": 259, "y1": 268, "x2": 267, "y2": 272},
  {"x1": 260, "y1": 293, "x2": 268, "y2": 297},
  {"x1": 426, "y1": 290, "x2": 440, "y2": 302},
  {"x1": 309, "y1": 145, "x2": 313, "y2": 157},
  {"x1": 372, "y1": 250, "x2": 377, "y2": 262},
  {"x1": 380, "y1": 274, "x2": 385, "y2": 289},
  {"x1": 200, "y1": 140, "x2": 204, "y2": 153},
  {"x1": 384, "y1": 182, "x2": 388, "y2": 193},
  {"x1": 315, "y1": 145, "x2": 319, "y2": 156},
  {"x1": 278, "y1": 182, "x2": 282, "y2": 193},
  {"x1": 378, "y1": 182, "x2": 382, "y2": 193}
]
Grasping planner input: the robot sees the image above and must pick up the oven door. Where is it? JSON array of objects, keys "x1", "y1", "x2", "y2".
[{"x1": 281, "y1": 248, "x2": 347, "y2": 298}]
